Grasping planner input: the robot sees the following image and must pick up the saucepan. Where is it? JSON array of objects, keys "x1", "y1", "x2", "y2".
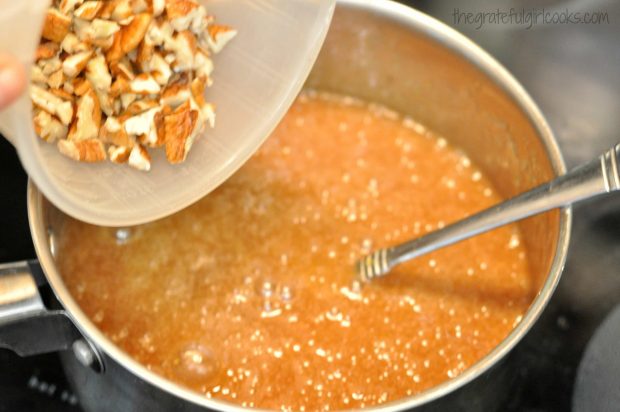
[{"x1": 0, "y1": 1, "x2": 570, "y2": 411}]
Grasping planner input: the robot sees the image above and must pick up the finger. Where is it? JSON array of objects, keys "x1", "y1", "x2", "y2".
[{"x1": 0, "y1": 54, "x2": 26, "y2": 110}]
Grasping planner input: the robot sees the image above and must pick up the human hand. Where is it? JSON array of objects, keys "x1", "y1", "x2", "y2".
[{"x1": 0, "y1": 53, "x2": 25, "y2": 110}]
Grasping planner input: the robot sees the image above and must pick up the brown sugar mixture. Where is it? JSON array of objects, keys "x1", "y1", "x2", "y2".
[{"x1": 57, "y1": 91, "x2": 534, "y2": 411}]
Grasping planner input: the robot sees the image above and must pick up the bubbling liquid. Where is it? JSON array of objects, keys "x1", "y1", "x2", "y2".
[{"x1": 57, "y1": 91, "x2": 534, "y2": 411}]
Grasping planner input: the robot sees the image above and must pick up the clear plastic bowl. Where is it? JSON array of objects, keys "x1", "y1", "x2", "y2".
[{"x1": 0, "y1": 0, "x2": 335, "y2": 226}]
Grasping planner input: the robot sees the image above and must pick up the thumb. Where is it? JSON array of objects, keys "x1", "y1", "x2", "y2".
[{"x1": 0, "y1": 54, "x2": 26, "y2": 110}]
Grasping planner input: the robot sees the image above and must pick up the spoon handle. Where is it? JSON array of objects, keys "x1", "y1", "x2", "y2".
[{"x1": 358, "y1": 143, "x2": 620, "y2": 281}]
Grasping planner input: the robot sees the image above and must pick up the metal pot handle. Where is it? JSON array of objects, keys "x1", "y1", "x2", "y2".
[{"x1": 0, "y1": 260, "x2": 103, "y2": 372}]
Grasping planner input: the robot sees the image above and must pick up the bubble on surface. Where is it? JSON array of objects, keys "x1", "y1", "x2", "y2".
[
  {"x1": 261, "y1": 301, "x2": 282, "y2": 319},
  {"x1": 340, "y1": 281, "x2": 363, "y2": 302},
  {"x1": 281, "y1": 285, "x2": 294, "y2": 302},
  {"x1": 175, "y1": 344, "x2": 217, "y2": 383},
  {"x1": 258, "y1": 281, "x2": 275, "y2": 299},
  {"x1": 115, "y1": 228, "x2": 131, "y2": 244}
]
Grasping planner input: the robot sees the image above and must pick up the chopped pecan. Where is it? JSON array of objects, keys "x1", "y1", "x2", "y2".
[
  {"x1": 99, "y1": 0, "x2": 132, "y2": 21},
  {"x1": 30, "y1": 85, "x2": 74, "y2": 126},
  {"x1": 75, "y1": 18, "x2": 121, "y2": 41},
  {"x1": 95, "y1": 89, "x2": 116, "y2": 117},
  {"x1": 49, "y1": 87, "x2": 74, "y2": 102},
  {"x1": 125, "y1": 106, "x2": 166, "y2": 147},
  {"x1": 110, "y1": 76, "x2": 131, "y2": 97},
  {"x1": 90, "y1": 36, "x2": 116, "y2": 50},
  {"x1": 160, "y1": 73, "x2": 190, "y2": 107},
  {"x1": 58, "y1": 139, "x2": 106, "y2": 162},
  {"x1": 31, "y1": 0, "x2": 233, "y2": 170},
  {"x1": 31, "y1": 66, "x2": 47, "y2": 85},
  {"x1": 146, "y1": 20, "x2": 173, "y2": 47},
  {"x1": 33, "y1": 110, "x2": 68, "y2": 143},
  {"x1": 100, "y1": 116, "x2": 134, "y2": 147},
  {"x1": 136, "y1": 37, "x2": 155, "y2": 70},
  {"x1": 63, "y1": 50, "x2": 93, "y2": 78},
  {"x1": 67, "y1": 88, "x2": 102, "y2": 141},
  {"x1": 125, "y1": 99, "x2": 159, "y2": 115},
  {"x1": 127, "y1": 144, "x2": 151, "y2": 171},
  {"x1": 191, "y1": 76, "x2": 215, "y2": 128},
  {"x1": 73, "y1": 77, "x2": 91, "y2": 96},
  {"x1": 207, "y1": 25, "x2": 237, "y2": 54},
  {"x1": 36, "y1": 42, "x2": 60, "y2": 61},
  {"x1": 74, "y1": 1, "x2": 103, "y2": 20},
  {"x1": 60, "y1": 33, "x2": 90, "y2": 54},
  {"x1": 164, "y1": 100, "x2": 200, "y2": 164},
  {"x1": 150, "y1": 53, "x2": 172, "y2": 85},
  {"x1": 108, "y1": 145, "x2": 131, "y2": 164},
  {"x1": 86, "y1": 54, "x2": 112, "y2": 92},
  {"x1": 59, "y1": 0, "x2": 85, "y2": 15},
  {"x1": 166, "y1": 31, "x2": 197, "y2": 71},
  {"x1": 120, "y1": 93, "x2": 138, "y2": 110},
  {"x1": 166, "y1": 0, "x2": 202, "y2": 32},
  {"x1": 90, "y1": 19, "x2": 122, "y2": 39},
  {"x1": 193, "y1": 52, "x2": 214, "y2": 79},
  {"x1": 121, "y1": 13, "x2": 152, "y2": 54},
  {"x1": 39, "y1": 56, "x2": 62, "y2": 76},
  {"x1": 149, "y1": 0, "x2": 166, "y2": 17},
  {"x1": 42, "y1": 9, "x2": 71, "y2": 43},
  {"x1": 130, "y1": 74, "x2": 161, "y2": 95},
  {"x1": 63, "y1": 81, "x2": 74, "y2": 95},
  {"x1": 113, "y1": 97, "x2": 122, "y2": 115},
  {"x1": 106, "y1": 33, "x2": 124, "y2": 63},
  {"x1": 109, "y1": 58, "x2": 136, "y2": 80}
]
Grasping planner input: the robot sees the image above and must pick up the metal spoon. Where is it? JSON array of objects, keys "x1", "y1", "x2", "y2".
[{"x1": 357, "y1": 143, "x2": 620, "y2": 282}]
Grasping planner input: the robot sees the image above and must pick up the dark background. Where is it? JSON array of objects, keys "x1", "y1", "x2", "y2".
[{"x1": 1, "y1": 0, "x2": 620, "y2": 410}]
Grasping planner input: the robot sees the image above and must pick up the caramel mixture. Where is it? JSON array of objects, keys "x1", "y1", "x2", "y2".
[{"x1": 58, "y1": 92, "x2": 534, "y2": 411}]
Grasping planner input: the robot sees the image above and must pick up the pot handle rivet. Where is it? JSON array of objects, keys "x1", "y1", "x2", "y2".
[{"x1": 72, "y1": 339, "x2": 105, "y2": 373}]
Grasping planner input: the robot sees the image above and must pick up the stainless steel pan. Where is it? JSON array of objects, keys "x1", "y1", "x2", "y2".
[{"x1": 0, "y1": 1, "x2": 571, "y2": 411}]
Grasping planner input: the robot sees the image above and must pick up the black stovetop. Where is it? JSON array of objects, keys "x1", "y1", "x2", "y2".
[{"x1": 1, "y1": 1, "x2": 620, "y2": 411}]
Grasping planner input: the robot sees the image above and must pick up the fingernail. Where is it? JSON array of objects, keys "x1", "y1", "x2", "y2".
[{"x1": 0, "y1": 65, "x2": 21, "y2": 107}]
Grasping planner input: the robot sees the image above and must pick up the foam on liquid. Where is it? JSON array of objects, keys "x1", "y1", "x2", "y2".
[{"x1": 58, "y1": 92, "x2": 534, "y2": 411}]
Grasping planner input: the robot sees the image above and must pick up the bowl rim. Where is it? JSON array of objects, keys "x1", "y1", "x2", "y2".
[{"x1": 28, "y1": 0, "x2": 572, "y2": 410}]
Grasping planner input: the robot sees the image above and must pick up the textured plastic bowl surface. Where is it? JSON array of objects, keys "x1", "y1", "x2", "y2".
[{"x1": 0, "y1": 0, "x2": 335, "y2": 227}]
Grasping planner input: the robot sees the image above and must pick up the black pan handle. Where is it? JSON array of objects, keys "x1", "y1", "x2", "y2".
[{"x1": 0, "y1": 260, "x2": 103, "y2": 372}]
